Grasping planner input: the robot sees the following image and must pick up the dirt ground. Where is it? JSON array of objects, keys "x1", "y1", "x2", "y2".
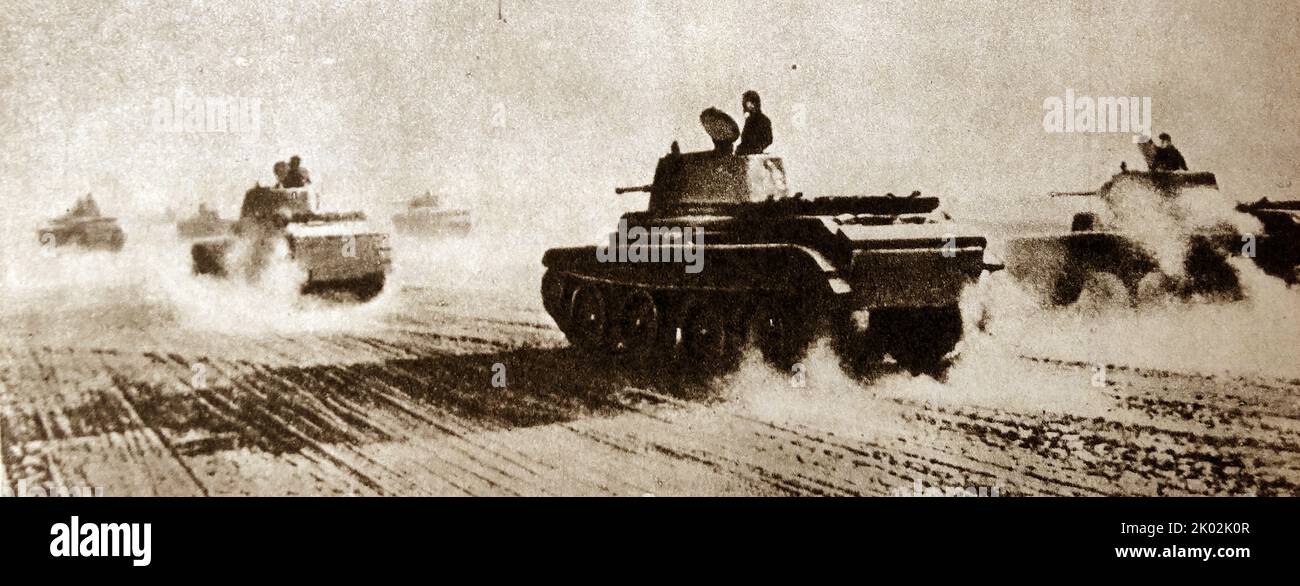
[{"x1": 2, "y1": 234, "x2": 1296, "y2": 496}]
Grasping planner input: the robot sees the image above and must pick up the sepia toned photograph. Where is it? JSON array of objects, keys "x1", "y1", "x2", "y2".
[{"x1": 1, "y1": 2, "x2": 1297, "y2": 565}]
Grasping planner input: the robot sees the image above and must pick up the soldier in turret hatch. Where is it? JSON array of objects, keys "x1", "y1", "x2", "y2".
[
  {"x1": 282, "y1": 155, "x2": 312, "y2": 188},
  {"x1": 1151, "y1": 133, "x2": 1188, "y2": 172},
  {"x1": 72, "y1": 193, "x2": 100, "y2": 217},
  {"x1": 736, "y1": 90, "x2": 772, "y2": 155},
  {"x1": 273, "y1": 161, "x2": 288, "y2": 187}
]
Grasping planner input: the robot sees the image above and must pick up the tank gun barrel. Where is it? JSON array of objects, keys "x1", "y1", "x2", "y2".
[
  {"x1": 1049, "y1": 190, "x2": 1099, "y2": 198},
  {"x1": 615, "y1": 184, "x2": 653, "y2": 194}
]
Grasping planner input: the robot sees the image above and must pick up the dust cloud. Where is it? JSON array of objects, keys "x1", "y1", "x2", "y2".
[
  {"x1": 0, "y1": 222, "x2": 396, "y2": 336},
  {"x1": 981, "y1": 264, "x2": 1300, "y2": 380}
]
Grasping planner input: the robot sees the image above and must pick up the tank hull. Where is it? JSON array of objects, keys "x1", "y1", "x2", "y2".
[
  {"x1": 191, "y1": 224, "x2": 391, "y2": 299},
  {"x1": 37, "y1": 218, "x2": 126, "y2": 252},
  {"x1": 1004, "y1": 230, "x2": 1240, "y2": 305},
  {"x1": 1237, "y1": 199, "x2": 1300, "y2": 284},
  {"x1": 542, "y1": 206, "x2": 990, "y2": 375},
  {"x1": 176, "y1": 217, "x2": 235, "y2": 239},
  {"x1": 391, "y1": 209, "x2": 472, "y2": 238},
  {"x1": 544, "y1": 217, "x2": 986, "y2": 308}
]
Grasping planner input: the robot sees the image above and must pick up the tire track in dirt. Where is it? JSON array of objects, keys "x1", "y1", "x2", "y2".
[
  {"x1": 602, "y1": 388, "x2": 1047, "y2": 496},
  {"x1": 6, "y1": 337, "x2": 1293, "y2": 496},
  {"x1": 1007, "y1": 356, "x2": 1300, "y2": 494},
  {"x1": 868, "y1": 356, "x2": 1300, "y2": 495},
  {"x1": 0, "y1": 345, "x2": 207, "y2": 496},
  {"x1": 3, "y1": 285, "x2": 1297, "y2": 496}
]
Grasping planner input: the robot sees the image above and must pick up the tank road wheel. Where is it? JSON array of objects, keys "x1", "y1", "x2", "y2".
[
  {"x1": 679, "y1": 297, "x2": 734, "y2": 365},
  {"x1": 831, "y1": 309, "x2": 888, "y2": 373},
  {"x1": 748, "y1": 296, "x2": 816, "y2": 368},
  {"x1": 540, "y1": 271, "x2": 569, "y2": 331},
  {"x1": 1134, "y1": 271, "x2": 1175, "y2": 304},
  {"x1": 1050, "y1": 269, "x2": 1085, "y2": 306},
  {"x1": 1077, "y1": 271, "x2": 1134, "y2": 309},
  {"x1": 887, "y1": 305, "x2": 963, "y2": 377},
  {"x1": 352, "y1": 273, "x2": 386, "y2": 302},
  {"x1": 611, "y1": 289, "x2": 660, "y2": 355},
  {"x1": 1183, "y1": 238, "x2": 1241, "y2": 300},
  {"x1": 191, "y1": 245, "x2": 226, "y2": 276},
  {"x1": 567, "y1": 285, "x2": 608, "y2": 351}
]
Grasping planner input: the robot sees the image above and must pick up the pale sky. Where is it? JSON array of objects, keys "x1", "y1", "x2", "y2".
[{"x1": 2, "y1": 0, "x2": 1297, "y2": 238}]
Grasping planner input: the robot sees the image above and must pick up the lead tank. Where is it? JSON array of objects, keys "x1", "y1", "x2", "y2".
[
  {"x1": 37, "y1": 194, "x2": 126, "y2": 252},
  {"x1": 540, "y1": 147, "x2": 999, "y2": 375},
  {"x1": 191, "y1": 185, "x2": 392, "y2": 299}
]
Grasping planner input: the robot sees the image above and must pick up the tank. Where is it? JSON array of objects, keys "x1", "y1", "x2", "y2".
[
  {"x1": 540, "y1": 147, "x2": 999, "y2": 375},
  {"x1": 391, "y1": 191, "x2": 472, "y2": 237},
  {"x1": 176, "y1": 203, "x2": 234, "y2": 239},
  {"x1": 190, "y1": 185, "x2": 392, "y2": 300},
  {"x1": 37, "y1": 194, "x2": 126, "y2": 252},
  {"x1": 1004, "y1": 169, "x2": 1250, "y2": 306},
  {"x1": 1236, "y1": 198, "x2": 1300, "y2": 284}
]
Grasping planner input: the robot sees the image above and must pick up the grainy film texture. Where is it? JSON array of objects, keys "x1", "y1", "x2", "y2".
[{"x1": 1, "y1": 1, "x2": 1297, "y2": 497}]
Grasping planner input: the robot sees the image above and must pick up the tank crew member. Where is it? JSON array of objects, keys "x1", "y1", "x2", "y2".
[
  {"x1": 282, "y1": 155, "x2": 312, "y2": 188},
  {"x1": 700, "y1": 107, "x2": 740, "y2": 154},
  {"x1": 73, "y1": 193, "x2": 100, "y2": 217},
  {"x1": 1151, "y1": 133, "x2": 1188, "y2": 172},
  {"x1": 735, "y1": 90, "x2": 772, "y2": 155},
  {"x1": 273, "y1": 161, "x2": 288, "y2": 187}
]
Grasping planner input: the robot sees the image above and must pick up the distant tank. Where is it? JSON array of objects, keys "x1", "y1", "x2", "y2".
[
  {"x1": 191, "y1": 185, "x2": 392, "y2": 300},
  {"x1": 1236, "y1": 198, "x2": 1300, "y2": 284},
  {"x1": 391, "y1": 191, "x2": 472, "y2": 237},
  {"x1": 540, "y1": 147, "x2": 999, "y2": 375},
  {"x1": 176, "y1": 203, "x2": 234, "y2": 239},
  {"x1": 37, "y1": 194, "x2": 126, "y2": 252},
  {"x1": 1004, "y1": 169, "x2": 1246, "y2": 306}
]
